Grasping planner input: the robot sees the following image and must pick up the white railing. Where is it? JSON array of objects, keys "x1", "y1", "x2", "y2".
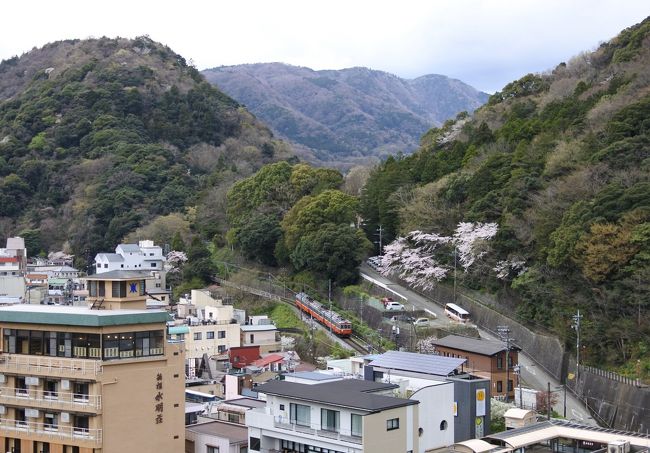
[
  {"x1": 0, "y1": 418, "x2": 102, "y2": 444},
  {"x1": 0, "y1": 387, "x2": 101, "y2": 410},
  {"x1": 0, "y1": 354, "x2": 102, "y2": 376},
  {"x1": 247, "y1": 411, "x2": 362, "y2": 445}
]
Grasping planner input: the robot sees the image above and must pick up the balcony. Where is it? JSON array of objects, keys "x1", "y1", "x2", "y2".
[
  {"x1": 0, "y1": 418, "x2": 102, "y2": 445},
  {"x1": 247, "y1": 410, "x2": 362, "y2": 445},
  {"x1": 0, "y1": 354, "x2": 102, "y2": 378},
  {"x1": 0, "y1": 387, "x2": 101, "y2": 412}
]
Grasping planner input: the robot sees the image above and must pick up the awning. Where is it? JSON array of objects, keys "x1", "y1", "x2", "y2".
[{"x1": 168, "y1": 325, "x2": 190, "y2": 335}]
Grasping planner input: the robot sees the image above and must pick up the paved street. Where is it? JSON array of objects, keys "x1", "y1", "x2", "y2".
[{"x1": 359, "y1": 263, "x2": 597, "y2": 426}]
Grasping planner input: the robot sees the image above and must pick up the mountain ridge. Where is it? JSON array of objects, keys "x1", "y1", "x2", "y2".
[{"x1": 202, "y1": 63, "x2": 488, "y2": 167}]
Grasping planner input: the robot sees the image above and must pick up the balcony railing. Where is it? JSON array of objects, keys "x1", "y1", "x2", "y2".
[
  {"x1": 0, "y1": 387, "x2": 101, "y2": 411},
  {"x1": 0, "y1": 418, "x2": 102, "y2": 445},
  {"x1": 0, "y1": 354, "x2": 102, "y2": 376},
  {"x1": 246, "y1": 411, "x2": 362, "y2": 445}
]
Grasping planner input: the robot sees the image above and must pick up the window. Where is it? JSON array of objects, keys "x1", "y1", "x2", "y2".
[
  {"x1": 103, "y1": 263, "x2": 108, "y2": 268},
  {"x1": 279, "y1": 404, "x2": 285, "y2": 410},
  {"x1": 508, "y1": 380, "x2": 513, "y2": 392},
  {"x1": 386, "y1": 418, "x2": 399, "y2": 431},
  {"x1": 497, "y1": 381, "x2": 503, "y2": 392},
  {"x1": 218, "y1": 331, "x2": 226, "y2": 339},
  {"x1": 227, "y1": 413, "x2": 239, "y2": 423},
  {"x1": 497, "y1": 356, "x2": 503, "y2": 369},
  {"x1": 74, "y1": 415, "x2": 89, "y2": 435},
  {"x1": 15, "y1": 377, "x2": 28, "y2": 397},
  {"x1": 15, "y1": 408, "x2": 26, "y2": 427},
  {"x1": 151, "y1": 263, "x2": 156, "y2": 267},
  {"x1": 194, "y1": 332, "x2": 202, "y2": 341},
  {"x1": 73, "y1": 382, "x2": 89, "y2": 401},
  {"x1": 249, "y1": 334, "x2": 254, "y2": 343},
  {"x1": 321, "y1": 408, "x2": 340, "y2": 432},
  {"x1": 440, "y1": 420, "x2": 448, "y2": 430},
  {"x1": 44, "y1": 380, "x2": 57, "y2": 399},
  {"x1": 249, "y1": 437, "x2": 260, "y2": 451},
  {"x1": 351, "y1": 414, "x2": 362, "y2": 437},
  {"x1": 206, "y1": 332, "x2": 215, "y2": 340},
  {"x1": 207, "y1": 447, "x2": 219, "y2": 453},
  {"x1": 45, "y1": 412, "x2": 58, "y2": 430},
  {"x1": 217, "y1": 345, "x2": 226, "y2": 353},
  {"x1": 289, "y1": 403, "x2": 310, "y2": 427},
  {"x1": 508, "y1": 356, "x2": 513, "y2": 367},
  {"x1": 111, "y1": 281, "x2": 127, "y2": 298}
]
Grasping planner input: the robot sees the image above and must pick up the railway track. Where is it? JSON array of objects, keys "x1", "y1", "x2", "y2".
[{"x1": 343, "y1": 335, "x2": 374, "y2": 354}]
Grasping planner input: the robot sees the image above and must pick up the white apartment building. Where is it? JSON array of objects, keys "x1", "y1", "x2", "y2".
[
  {"x1": 247, "y1": 379, "x2": 420, "y2": 453},
  {"x1": 94, "y1": 240, "x2": 166, "y2": 293},
  {"x1": 0, "y1": 237, "x2": 27, "y2": 301}
]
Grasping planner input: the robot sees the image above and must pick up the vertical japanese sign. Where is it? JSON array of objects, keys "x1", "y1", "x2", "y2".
[
  {"x1": 155, "y1": 372, "x2": 164, "y2": 424},
  {"x1": 476, "y1": 388, "x2": 486, "y2": 416}
]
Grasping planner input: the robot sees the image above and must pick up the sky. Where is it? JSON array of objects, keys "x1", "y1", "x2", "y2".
[{"x1": 1, "y1": 1, "x2": 648, "y2": 93}]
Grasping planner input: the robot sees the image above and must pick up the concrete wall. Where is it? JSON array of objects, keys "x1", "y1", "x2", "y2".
[{"x1": 567, "y1": 363, "x2": 650, "y2": 433}]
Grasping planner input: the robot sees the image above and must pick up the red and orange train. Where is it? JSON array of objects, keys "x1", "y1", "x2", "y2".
[{"x1": 295, "y1": 292, "x2": 352, "y2": 337}]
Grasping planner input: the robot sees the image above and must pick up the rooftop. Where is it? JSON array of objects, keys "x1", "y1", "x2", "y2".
[
  {"x1": 240, "y1": 324, "x2": 277, "y2": 332},
  {"x1": 84, "y1": 270, "x2": 153, "y2": 280},
  {"x1": 116, "y1": 244, "x2": 141, "y2": 253},
  {"x1": 484, "y1": 420, "x2": 650, "y2": 449},
  {"x1": 251, "y1": 354, "x2": 284, "y2": 367},
  {"x1": 256, "y1": 379, "x2": 416, "y2": 412},
  {"x1": 222, "y1": 398, "x2": 266, "y2": 409},
  {"x1": 369, "y1": 350, "x2": 466, "y2": 376},
  {"x1": 432, "y1": 335, "x2": 521, "y2": 356},
  {"x1": 96, "y1": 253, "x2": 124, "y2": 263},
  {"x1": 185, "y1": 420, "x2": 248, "y2": 443},
  {"x1": 0, "y1": 305, "x2": 170, "y2": 327},
  {"x1": 287, "y1": 371, "x2": 342, "y2": 381}
]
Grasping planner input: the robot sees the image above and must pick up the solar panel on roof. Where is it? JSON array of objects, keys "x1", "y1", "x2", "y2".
[{"x1": 369, "y1": 350, "x2": 466, "y2": 376}]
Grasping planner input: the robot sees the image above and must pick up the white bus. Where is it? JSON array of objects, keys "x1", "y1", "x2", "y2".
[{"x1": 445, "y1": 303, "x2": 470, "y2": 323}]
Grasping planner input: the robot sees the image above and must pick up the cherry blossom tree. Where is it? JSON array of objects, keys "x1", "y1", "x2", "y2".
[
  {"x1": 166, "y1": 250, "x2": 188, "y2": 273},
  {"x1": 378, "y1": 222, "x2": 500, "y2": 290}
]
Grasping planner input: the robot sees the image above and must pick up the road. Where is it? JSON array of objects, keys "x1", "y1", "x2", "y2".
[{"x1": 360, "y1": 263, "x2": 597, "y2": 426}]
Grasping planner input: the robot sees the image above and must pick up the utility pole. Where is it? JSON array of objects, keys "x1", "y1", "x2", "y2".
[
  {"x1": 547, "y1": 381, "x2": 551, "y2": 420},
  {"x1": 376, "y1": 225, "x2": 383, "y2": 255},
  {"x1": 328, "y1": 279, "x2": 332, "y2": 334},
  {"x1": 453, "y1": 246, "x2": 457, "y2": 303},
  {"x1": 572, "y1": 310, "x2": 583, "y2": 381},
  {"x1": 497, "y1": 325, "x2": 514, "y2": 402}
]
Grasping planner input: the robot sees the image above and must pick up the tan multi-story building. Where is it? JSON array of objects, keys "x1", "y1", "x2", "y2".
[{"x1": 0, "y1": 270, "x2": 185, "y2": 453}]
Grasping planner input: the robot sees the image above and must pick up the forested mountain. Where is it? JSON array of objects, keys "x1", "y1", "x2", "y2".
[
  {"x1": 202, "y1": 63, "x2": 488, "y2": 168},
  {"x1": 360, "y1": 18, "x2": 650, "y2": 375},
  {"x1": 0, "y1": 37, "x2": 292, "y2": 265}
]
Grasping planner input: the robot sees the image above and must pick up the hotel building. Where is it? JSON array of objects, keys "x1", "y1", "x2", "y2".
[{"x1": 0, "y1": 270, "x2": 185, "y2": 452}]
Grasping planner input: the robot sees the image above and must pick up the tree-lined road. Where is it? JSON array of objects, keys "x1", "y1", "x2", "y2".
[{"x1": 359, "y1": 263, "x2": 597, "y2": 426}]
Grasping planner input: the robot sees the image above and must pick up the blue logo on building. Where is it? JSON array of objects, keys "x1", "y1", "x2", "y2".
[{"x1": 129, "y1": 283, "x2": 138, "y2": 293}]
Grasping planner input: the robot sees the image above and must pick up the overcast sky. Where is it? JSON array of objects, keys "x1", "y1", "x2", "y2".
[{"x1": 1, "y1": 1, "x2": 648, "y2": 93}]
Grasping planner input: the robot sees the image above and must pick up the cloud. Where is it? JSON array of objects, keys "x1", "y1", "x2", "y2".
[{"x1": 0, "y1": 0, "x2": 648, "y2": 92}]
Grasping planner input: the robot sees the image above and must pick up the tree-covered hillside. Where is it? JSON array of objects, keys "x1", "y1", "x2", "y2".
[
  {"x1": 0, "y1": 37, "x2": 292, "y2": 265},
  {"x1": 202, "y1": 63, "x2": 488, "y2": 168},
  {"x1": 361, "y1": 18, "x2": 650, "y2": 374}
]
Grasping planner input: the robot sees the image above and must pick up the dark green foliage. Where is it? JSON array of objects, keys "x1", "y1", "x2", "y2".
[
  {"x1": 0, "y1": 37, "x2": 277, "y2": 263},
  {"x1": 237, "y1": 213, "x2": 282, "y2": 266},
  {"x1": 360, "y1": 18, "x2": 650, "y2": 373}
]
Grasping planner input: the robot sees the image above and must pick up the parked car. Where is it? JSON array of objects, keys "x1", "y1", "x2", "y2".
[
  {"x1": 413, "y1": 317, "x2": 431, "y2": 327},
  {"x1": 385, "y1": 301, "x2": 405, "y2": 311}
]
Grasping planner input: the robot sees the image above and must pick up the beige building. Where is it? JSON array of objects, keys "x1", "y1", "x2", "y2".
[
  {"x1": 240, "y1": 325, "x2": 280, "y2": 354},
  {"x1": 174, "y1": 290, "x2": 241, "y2": 376},
  {"x1": 247, "y1": 379, "x2": 419, "y2": 453},
  {"x1": 0, "y1": 271, "x2": 185, "y2": 453}
]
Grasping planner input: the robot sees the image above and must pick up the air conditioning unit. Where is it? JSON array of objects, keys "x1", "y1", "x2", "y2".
[
  {"x1": 608, "y1": 440, "x2": 630, "y2": 453},
  {"x1": 60, "y1": 412, "x2": 70, "y2": 423},
  {"x1": 60, "y1": 380, "x2": 70, "y2": 390},
  {"x1": 25, "y1": 408, "x2": 39, "y2": 418},
  {"x1": 0, "y1": 374, "x2": 5, "y2": 384},
  {"x1": 0, "y1": 405, "x2": 6, "y2": 415},
  {"x1": 25, "y1": 377, "x2": 40, "y2": 386}
]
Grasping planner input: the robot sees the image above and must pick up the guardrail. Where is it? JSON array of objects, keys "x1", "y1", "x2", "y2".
[
  {"x1": 0, "y1": 387, "x2": 101, "y2": 411},
  {"x1": 0, "y1": 354, "x2": 102, "y2": 376},
  {"x1": 0, "y1": 418, "x2": 102, "y2": 444}
]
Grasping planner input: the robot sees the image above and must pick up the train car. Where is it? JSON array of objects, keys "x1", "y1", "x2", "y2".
[{"x1": 295, "y1": 292, "x2": 352, "y2": 337}]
